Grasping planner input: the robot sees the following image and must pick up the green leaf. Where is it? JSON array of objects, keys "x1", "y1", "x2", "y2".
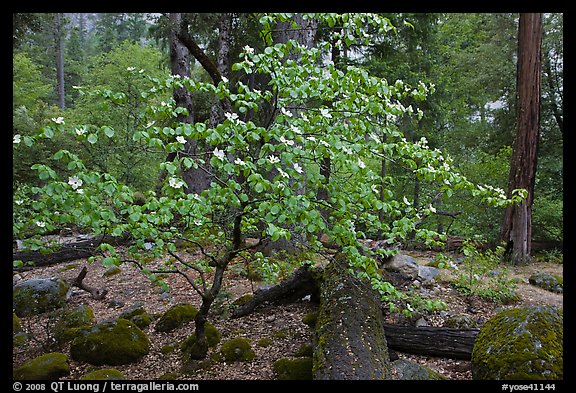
[
  {"x1": 87, "y1": 134, "x2": 98, "y2": 144},
  {"x1": 103, "y1": 126, "x2": 115, "y2": 138}
]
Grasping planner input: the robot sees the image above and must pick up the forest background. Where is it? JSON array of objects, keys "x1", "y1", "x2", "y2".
[{"x1": 13, "y1": 12, "x2": 563, "y2": 247}]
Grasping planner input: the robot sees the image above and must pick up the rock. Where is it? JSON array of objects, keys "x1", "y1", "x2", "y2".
[
  {"x1": 418, "y1": 265, "x2": 440, "y2": 282},
  {"x1": 528, "y1": 272, "x2": 563, "y2": 293},
  {"x1": 444, "y1": 314, "x2": 478, "y2": 329},
  {"x1": 80, "y1": 368, "x2": 126, "y2": 380},
  {"x1": 273, "y1": 357, "x2": 313, "y2": 380},
  {"x1": 382, "y1": 254, "x2": 419, "y2": 279},
  {"x1": 471, "y1": 306, "x2": 563, "y2": 380},
  {"x1": 13, "y1": 352, "x2": 70, "y2": 380},
  {"x1": 53, "y1": 305, "x2": 95, "y2": 343},
  {"x1": 391, "y1": 359, "x2": 446, "y2": 380},
  {"x1": 181, "y1": 322, "x2": 222, "y2": 359},
  {"x1": 220, "y1": 337, "x2": 255, "y2": 362},
  {"x1": 70, "y1": 318, "x2": 150, "y2": 366},
  {"x1": 119, "y1": 303, "x2": 153, "y2": 329},
  {"x1": 155, "y1": 303, "x2": 198, "y2": 332},
  {"x1": 13, "y1": 277, "x2": 70, "y2": 317},
  {"x1": 103, "y1": 266, "x2": 122, "y2": 277},
  {"x1": 415, "y1": 317, "x2": 429, "y2": 327},
  {"x1": 13, "y1": 312, "x2": 28, "y2": 346}
]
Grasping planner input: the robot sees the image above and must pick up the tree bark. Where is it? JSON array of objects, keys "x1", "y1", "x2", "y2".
[
  {"x1": 500, "y1": 13, "x2": 542, "y2": 264},
  {"x1": 13, "y1": 235, "x2": 130, "y2": 270},
  {"x1": 54, "y1": 13, "x2": 66, "y2": 109},
  {"x1": 231, "y1": 263, "x2": 319, "y2": 318},
  {"x1": 313, "y1": 254, "x2": 392, "y2": 380},
  {"x1": 383, "y1": 324, "x2": 479, "y2": 360}
]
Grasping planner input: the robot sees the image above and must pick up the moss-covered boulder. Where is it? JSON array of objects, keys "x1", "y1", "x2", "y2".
[
  {"x1": 273, "y1": 357, "x2": 313, "y2": 380},
  {"x1": 471, "y1": 306, "x2": 563, "y2": 380},
  {"x1": 154, "y1": 303, "x2": 198, "y2": 332},
  {"x1": 13, "y1": 352, "x2": 70, "y2": 380},
  {"x1": 80, "y1": 368, "x2": 126, "y2": 380},
  {"x1": 119, "y1": 303, "x2": 153, "y2": 329},
  {"x1": 220, "y1": 337, "x2": 255, "y2": 362},
  {"x1": 391, "y1": 359, "x2": 446, "y2": 380},
  {"x1": 70, "y1": 318, "x2": 150, "y2": 366},
  {"x1": 181, "y1": 322, "x2": 222, "y2": 359},
  {"x1": 13, "y1": 312, "x2": 28, "y2": 347},
  {"x1": 528, "y1": 272, "x2": 563, "y2": 293},
  {"x1": 13, "y1": 277, "x2": 70, "y2": 317},
  {"x1": 53, "y1": 305, "x2": 95, "y2": 343}
]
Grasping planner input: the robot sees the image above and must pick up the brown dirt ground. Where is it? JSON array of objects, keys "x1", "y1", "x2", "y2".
[{"x1": 12, "y1": 246, "x2": 563, "y2": 381}]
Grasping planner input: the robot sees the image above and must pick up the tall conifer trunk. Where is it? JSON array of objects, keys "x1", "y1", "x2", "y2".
[{"x1": 501, "y1": 13, "x2": 542, "y2": 264}]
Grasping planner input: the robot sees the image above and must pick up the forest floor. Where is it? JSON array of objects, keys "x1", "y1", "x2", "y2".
[{"x1": 12, "y1": 246, "x2": 563, "y2": 381}]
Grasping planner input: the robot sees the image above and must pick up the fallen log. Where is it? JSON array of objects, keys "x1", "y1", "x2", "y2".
[
  {"x1": 13, "y1": 234, "x2": 130, "y2": 270},
  {"x1": 313, "y1": 254, "x2": 391, "y2": 380},
  {"x1": 71, "y1": 266, "x2": 108, "y2": 300},
  {"x1": 231, "y1": 263, "x2": 319, "y2": 318},
  {"x1": 383, "y1": 324, "x2": 479, "y2": 360},
  {"x1": 231, "y1": 256, "x2": 479, "y2": 362}
]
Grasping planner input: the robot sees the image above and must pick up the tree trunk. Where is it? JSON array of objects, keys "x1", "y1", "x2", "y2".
[
  {"x1": 500, "y1": 13, "x2": 542, "y2": 264},
  {"x1": 313, "y1": 254, "x2": 392, "y2": 380},
  {"x1": 54, "y1": 13, "x2": 65, "y2": 109}
]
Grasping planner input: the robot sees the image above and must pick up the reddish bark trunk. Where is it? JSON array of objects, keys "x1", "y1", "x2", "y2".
[{"x1": 501, "y1": 13, "x2": 542, "y2": 264}]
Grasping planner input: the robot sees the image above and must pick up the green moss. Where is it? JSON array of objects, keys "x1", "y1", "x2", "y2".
[
  {"x1": 70, "y1": 318, "x2": 150, "y2": 366},
  {"x1": 155, "y1": 303, "x2": 198, "y2": 332},
  {"x1": 272, "y1": 329, "x2": 288, "y2": 339},
  {"x1": 181, "y1": 322, "x2": 221, "y2": 355},
  {"x1": 80, "y1": 368, "x2": 126, "y2": 380},
  {"x1": 257, "y1": 337, "x2": 273, "y2": 347},
  {"x1": 103, "y1": 266, "x2": 122, "y2": 277},
  {"x1": 231, "y1": 294, "x2": 253, "y2": 308},
  {"x1": 472, "y1": 306, "x2": 563, "y2": 380},
  {"x1": 220, "y1": 337, "x2": 255, "y2": 362},
  {"x1": 273, "y1": 357, "x2": 313, "y2": 380},
  {"x1": 13, "y1": 313, "x2": 21, "y2": 333},
  {"x1": 13, "y1": 352, "x2": 70, "y2": 380},
  {"x1": 294, "y1": 343, "x2": 314, "y2": 357},
  {"x1": 53, "y1": 305, "x2": 95, "y2": 343},
  {"x1": 302, "y1": 311, "x2": 318, "y2": 328}
]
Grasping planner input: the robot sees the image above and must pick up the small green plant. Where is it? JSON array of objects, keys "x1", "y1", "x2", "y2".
[{"x1": 451, "y1": 240, "x2": 518, "y2": 304}]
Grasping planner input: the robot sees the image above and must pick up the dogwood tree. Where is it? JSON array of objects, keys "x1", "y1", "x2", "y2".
[{"x1": 13, "y1": 13, "x2": 524, "y2": 359}]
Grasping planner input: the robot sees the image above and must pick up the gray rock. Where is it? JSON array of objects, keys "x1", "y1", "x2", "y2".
[
  {"x1": 382, "y1": 254, "x2": 419, "y2": 279},
  {"x1": 13, "y1": 277, "x2": 70, "y2": 317},
  {"x1": 445, "y1": 313, "x2": 478, "y2": 329},
  {"x1": 418, "y1": 265, "x2": 440, "y2": 282},
  {"x1": 528, "y1": 272, "x2": 563, "y2": 293},
  {"x1": 391, "y1": 359, "x2": 445, "y2": 380}
]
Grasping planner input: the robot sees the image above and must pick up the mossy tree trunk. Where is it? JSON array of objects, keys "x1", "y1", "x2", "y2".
[{"x1": 313, "y1": 254, "x2": 392, "y2": 380}]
